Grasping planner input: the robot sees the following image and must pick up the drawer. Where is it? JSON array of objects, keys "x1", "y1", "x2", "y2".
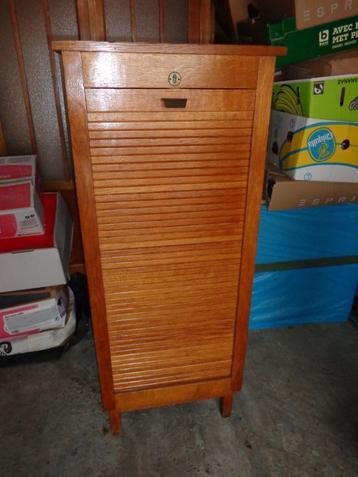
[
  {"x1": 85, "y1": 88, "x2": 255, "y2": 112},
  {"x1": 81, "y1": 52, "x2": 259, "y2": 89}
]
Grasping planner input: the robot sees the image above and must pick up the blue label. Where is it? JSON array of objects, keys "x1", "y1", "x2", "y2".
[{"x1": 307, "y1": 127, "x2": 336, "y2": 162}]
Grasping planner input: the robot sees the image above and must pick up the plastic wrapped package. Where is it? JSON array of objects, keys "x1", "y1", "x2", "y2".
[
  {"x1": 249, "y1": 264, "x2": 358, "y2": 330},
  {"x1": 256, "y1": 204, "x2": 358, "y2": 265}
]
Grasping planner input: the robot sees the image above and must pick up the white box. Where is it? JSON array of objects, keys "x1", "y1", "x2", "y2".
[
  {"x1": 0, "y1": 193, "x2": 73, "y2": 293},
  {"x1": 0, "y1": 180, "x2": 44, "y2": 238},
  {"x1": 0, "y1": 289, "x2": 76, "y2": 356},
  {"x1": 0, "y1": 286, "x2": 69, "y2": 339}
]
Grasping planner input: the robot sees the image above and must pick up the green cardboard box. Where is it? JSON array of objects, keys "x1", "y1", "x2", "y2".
[
  {"x1": 272, "y1": 74, "x2": 358, "y2": 121},
  {"x1": 268, "y1": 16, "x2": 358, "y2": 67}
]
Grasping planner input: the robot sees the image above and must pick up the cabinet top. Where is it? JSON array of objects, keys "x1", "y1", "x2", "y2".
[{"x1": 52, "y1": 41, "x2": 286, "y2": 57}]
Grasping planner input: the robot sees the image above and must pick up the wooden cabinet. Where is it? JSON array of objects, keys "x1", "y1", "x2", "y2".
[{"x1": 54, "y1": 41, "x2": 285, "y2": 433}]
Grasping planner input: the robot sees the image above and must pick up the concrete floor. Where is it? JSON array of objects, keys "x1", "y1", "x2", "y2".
[{"x1": 1, "y1": 323, "x2": 357, "y2": 477}]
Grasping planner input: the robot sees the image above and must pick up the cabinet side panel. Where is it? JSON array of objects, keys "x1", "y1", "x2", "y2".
[
  {"x1": 232, "y1": 56, "x2": 276, "y2": 390},
  {"x1": 61, "y1": 50, "x2": 115, "y2": 410}
]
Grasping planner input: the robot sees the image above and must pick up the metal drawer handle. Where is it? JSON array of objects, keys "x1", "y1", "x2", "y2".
[{"x1": 161, "y1": 98, "x2": 187, "y2": 108}]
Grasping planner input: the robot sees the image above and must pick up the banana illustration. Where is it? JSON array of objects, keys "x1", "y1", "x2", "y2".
[
  {"x1": 278, "y1": 122, "x2": 358, "y2": 172},
  {"x1": 273, "y1": 84, "x2": 303, "y2": 116}
]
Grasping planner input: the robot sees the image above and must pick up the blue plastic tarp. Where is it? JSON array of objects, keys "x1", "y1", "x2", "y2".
[
  {"x1": 256, "y1": 204, "x2": 358, "y2": 264},
  {"x1": 249, "y1": 264, "x2": 358, "y2": 330}
]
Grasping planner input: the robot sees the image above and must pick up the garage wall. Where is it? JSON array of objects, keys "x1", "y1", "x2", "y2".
[{"x1": 0, "y1": 0, "x2": 190, "y2": 180}]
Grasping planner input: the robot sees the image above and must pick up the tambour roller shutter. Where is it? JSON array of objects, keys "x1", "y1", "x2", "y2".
[{"x1": 55, "y1": 41, "x2": 285, "y2": 433}]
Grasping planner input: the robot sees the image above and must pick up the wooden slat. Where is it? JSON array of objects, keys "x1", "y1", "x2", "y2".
[
  {"x1": 89, "y1": 127, "x2": 251, "y2": 139},
  {"x1": 93, "y1": 181, "x2": 247, "y2": 195},
  {"x1": 0, "y1": 122, "x2": 7, "y2": 155},
  {"x1": 81, "y1": 52, "x2": 258, "y2": 88},
  {"x1": 115, "y1": 378, "x2": 231, "y2": 412},
  {"x1": 52, "y1": 41, "x2": 287, "y2": 57},
  {"x1": 85, "y1": 88, "x2": 255, "y2": 112},
  {"x1": 200, "y1": 0, "x2": 213, "y2": 44},
  {"x1": 99, "y1": 234, "x2": 243, "y2": 251},
  {"x1": 105, "y1": 276, "x2": 238, "y2": 293},
  {"x1": 93, "y1": 175, "x2": 247, "y2": 188},
  {"x1": 8, "y1": 0, "x2": 37, "y2": 153},
  {"x1": 91, "y1": 144, "x2": 251, "y2": 158},
  {"x1": 93, "y1": 164, "x2": 248, "y2": 179},
  {"x1": 88, "y1": 119, "x2": 252, "y2": 131},
  {"x1": 95, "y1": 201, "x2": 245, "y2": 215},
  {"x1": 76, "y1": 0, "x2": 106, "y2": 41},
  {"x1": 91, "y1": 151, "x2": 250, "y2": 164},
  {"x1": 188, "y1": 0, "x2": 201, "y2": 43},
  {"x1": 90, "y1": 136, "x2": 250, "y2": 149},
  {"x1": 94, "y1": 187, "x2": 246, "y2": 204},
  {"x1": 87, "y1": 111, "x2": 254, "y2": 122},
  {"x1": 92, "y1": 158, "x2": 249, "y2": 172}
]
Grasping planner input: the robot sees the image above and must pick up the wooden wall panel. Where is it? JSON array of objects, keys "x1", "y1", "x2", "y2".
[
  {"x1": 188, "y1": 0, "x2": 212, "y2": 43},
  {"x1": 76, "y1": 0, "x2": 106, "y2": 41}
]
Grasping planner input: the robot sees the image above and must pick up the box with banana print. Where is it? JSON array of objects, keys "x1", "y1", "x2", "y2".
[
  {"x1": 268, "y1": 74, "x2": 358, "y2": 183},
  {"x1": 268, "y1": 112, "x2": 358, "y2": 182},
  {"x1": 272, "y1": 75, "x2": 358, "y2": 122}
]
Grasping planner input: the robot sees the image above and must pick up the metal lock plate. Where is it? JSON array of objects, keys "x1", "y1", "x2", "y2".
[{"x1": 168, "y1": 71, "x2": 181, "y2": 87}]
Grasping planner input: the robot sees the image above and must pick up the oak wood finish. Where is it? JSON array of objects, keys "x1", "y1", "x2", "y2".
[
  {"x1": 56, "y1": 42, "x2": 285, "y2": 434},
  {"x1": 188, "y1": 0, "x2": 212, "y2": 44}
]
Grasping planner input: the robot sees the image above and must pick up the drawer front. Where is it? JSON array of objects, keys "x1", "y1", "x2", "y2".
[
  {"x1": 86, "y1": 89, "x2": 255, "y2": 112},
  {"x1": 81, "y1": 52, "x2": 259, "y2": 89},
  {"x1": 86, "y1": 88, "x2": 254, "y2": 392}
]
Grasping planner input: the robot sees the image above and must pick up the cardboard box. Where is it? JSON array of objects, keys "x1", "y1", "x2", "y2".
[
  {"x1": 0, "y1": 289, "x2": 76, "y2": 357},
  {"x1": 282, "y1": 49, "x2": 358, "y2": 78},
  {"x1": 0, "y1": 155, "x2": 37, "y2": 182},
  {"x1": 268, "y1": 15, "x2": 358, "y2": 67},
  {"x1": 0, "y1": 286, "x2": 69, "y2": 339},
  {"x1": 0, "y1": 180, "x2": 44, "y2": 238},
  {"x1": 272, "y1": 74, "x2": 358, "y2": 121},
  {"x1": 295, "y1": 0, "x2": 358, "y2": 30},
  {"x1": 257, "y1": 0, "x2": 295, "y2": 22},
  {"x1": 268, "y1": 110, "x2": 358, "y2": 182},
  {"x1": 266, "y1": 164, "x2": 358, "y2": 210},
  {"x1": 0, "y1": 193, "x2": 73, "y2": 293}
]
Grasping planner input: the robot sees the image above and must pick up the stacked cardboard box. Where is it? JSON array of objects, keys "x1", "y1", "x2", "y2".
[
  {"x1": 268, "y1": 74, "x2": 358, "y2": 184},
  {"x1": 0, "y1": 155, "x2": 74, "y2": 357},
  {"x1": 247, "y1": 2, "x2": 358, "y2": 329},
  {"x1": 265, "y1": 1, "x2": 358, "y2": 67}
]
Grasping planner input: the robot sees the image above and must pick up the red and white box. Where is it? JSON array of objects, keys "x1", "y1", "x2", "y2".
[
  {"x1": 0, "y1": 289, "x2": 76, "y2": 357},
  {"x1": 0, "y1": 193, "x2": 73, "y2": 293},
  {"x1": 0, "y1": 180, "x2": 44, "y2": 238},
  {"x1": 0, "y1": 155, "x2": 37, "y2": 182},
  {"x1": 0, "y1": 155, "x2": 44, "y2": 239},
  {"x1": 0, "y1": 286, "x2": 69, "y2": 339}
]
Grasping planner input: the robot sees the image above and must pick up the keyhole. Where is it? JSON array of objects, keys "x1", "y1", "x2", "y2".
[{"x1": 168, "y1": 71, "x2": 181, "y2": 87}]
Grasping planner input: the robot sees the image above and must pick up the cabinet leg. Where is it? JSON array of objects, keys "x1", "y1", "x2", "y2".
[
  {"x1": 109, "y1": 410, "x2": 121, "y2": 434},
  {"x1": 221, "y1": 393, "x2": 233, "y2": 418}
]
